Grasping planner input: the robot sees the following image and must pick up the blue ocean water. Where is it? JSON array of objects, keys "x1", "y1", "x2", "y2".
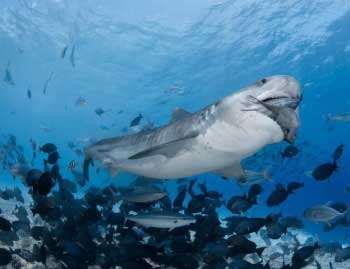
[{"x1": 0, "y1": 0, "x2": 350, "y2": 262}]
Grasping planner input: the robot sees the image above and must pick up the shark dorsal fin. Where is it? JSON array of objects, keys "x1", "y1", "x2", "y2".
[{"x1": 170, "y1": 108, "x2": 192, "y2": 123}]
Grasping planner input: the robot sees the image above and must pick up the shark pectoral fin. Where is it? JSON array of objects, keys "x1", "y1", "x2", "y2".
[
  {"x1": 128, "y1": 132, "x2": 198, "y2": 160},
  {"x1": 170, "y1": 108, "x2": 192, "y2": 123},
  {"x1": 213, "y1": 162, "x2": 246, "y2": 181}
]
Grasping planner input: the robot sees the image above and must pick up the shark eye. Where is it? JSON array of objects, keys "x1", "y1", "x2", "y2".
[{"x1": 261, "y1": 78, "x2": 267, "y2": 84}]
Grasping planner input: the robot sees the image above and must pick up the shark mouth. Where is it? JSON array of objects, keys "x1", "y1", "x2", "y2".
[
  {"x1": 259, "y1": 95, "x2": 301, "y2": 109},
  {"x1": 244, "y1": 95, "x2": 301, "y2": 143}
]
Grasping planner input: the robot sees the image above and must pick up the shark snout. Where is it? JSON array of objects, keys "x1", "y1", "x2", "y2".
[{"x1": 284, "y1": 128, "x2": 297, "y2": 144}]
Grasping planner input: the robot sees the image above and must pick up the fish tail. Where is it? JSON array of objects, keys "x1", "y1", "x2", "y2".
[
  {"x1": 332, "y1": 160, "x2": 338, "y2": 170},
  {"x1": 340, "y1": 205, "x2": 349, "y2": 216}
]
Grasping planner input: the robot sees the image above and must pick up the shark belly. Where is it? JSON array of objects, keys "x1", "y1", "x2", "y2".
[{"x1": 117, "y1": 144, "x2": 239, "y2": 179}]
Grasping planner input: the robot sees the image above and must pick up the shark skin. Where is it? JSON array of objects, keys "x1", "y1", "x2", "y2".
[{"x1": 84, "y1": 75, "x2": 302, "y2": 181}]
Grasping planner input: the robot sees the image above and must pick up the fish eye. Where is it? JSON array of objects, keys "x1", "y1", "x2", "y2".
[{"x1": 261, "y1": 78, "x2": 267, "y2": 84}]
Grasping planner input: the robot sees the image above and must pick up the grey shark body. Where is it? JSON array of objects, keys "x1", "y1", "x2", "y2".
[{"x1": 84, "y1": 75, "x2": 302, "y2": 180}]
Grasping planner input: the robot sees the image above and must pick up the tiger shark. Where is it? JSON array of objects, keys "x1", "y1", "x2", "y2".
[{"x1": 84, "y1": 75, "x2": 302, "y2": 181}]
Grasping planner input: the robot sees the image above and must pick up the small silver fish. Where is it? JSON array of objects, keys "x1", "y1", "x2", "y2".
[
  {"x1": 126, "y1": 211, "x2": 196, "y2": 231},
  {"x1": 117, "y1": 186, "x2": 167, "y2": 203},
  {"x1": 75, "y1": 96, "x2": 87, "y2": 107},
  {"x1": 325, "y1": 113, "x2": 350, "y2": 122},
  {"x1": 304, "y1": 204, "x2": 348, "y2": 223},
  {"x1": 238, "y1": 167, "x2": 272, "y2": 186}
]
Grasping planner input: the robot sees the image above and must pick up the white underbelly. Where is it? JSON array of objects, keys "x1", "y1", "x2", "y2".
[{"x1": 118, "y1": 138, "x2": 239, "y2": 179}]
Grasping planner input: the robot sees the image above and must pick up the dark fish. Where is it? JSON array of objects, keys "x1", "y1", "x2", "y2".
[
  {"x1": 31, "y1": 226, "x2": 48, "y2": 241},
  {"x1": 31, "y1": 197, "x2": 56, "y2": 216},
  {"x1": 233, "y1": 216, "x2": 269, "y2": 235},
  {"x1": 70, "y1": 44, "x2": 76, "y2": 67},
  {"x1": 0, "y1": 248, "x2": 12, "y2": 266},
  {"x1": 3, "y1": 61, "x2": 15, "y2": 86},
  {"x1": 227, "y1": 195, "x2": 254, "y2": 214},
  {"x1": 312, "y1": 162, "x2": 337, "y2": 181},
  {"x1": 206, "y1": 190, "x2": 222, "y2": 200},
  {"x1": 95, "y1": 107, "x2": 111, "y2": 116},
  {"x1": 40, "y1": 143, "x2": 57, "y2": 153},
  {"x1": 226, "y1": 235, "x2": 265, "y2": 256},
  {"x1": 292, "y1": 242, "x2": 320, "y2": 268},
  {"x1": 345, "y1": 184, "x2": 350, "y2": 193},
  {"x1": 186, "y1": 194, "x2": 205, "y2": 214},
  {"x1": 12, "y1": 220, "x2": 30, "y2": 233},
  {"x1": 99, "y1": 124, "x2": 110, "y2": 130},
  {"x1": 47, "y1": 151, "x2": 60, "y2": 164},
  {"x1": 0, "y1": 189, "x2": 13, "y2": 200},
  {"x1": 61, "y1": 45, "x2": 68, "y2": 58},
  {"x1": 281, "y1": 145, "x2": 299, "y2": 159},
  {"x1": 335, "y1": 246, "x2": 350, "y2": 262},
  {"x1": 328, "y1": 201, "x2": 348, "y2": 213},
  {"x1": 279, "y1": 216, "x2": 304, "y2": 229},
  {"x1": 27, "y1": 88, "x2": 32, "y2": 99},
  {"x1": 80, "y1": 207, "x2": 101, "y2": 224},
  {"x1": 0, "y1": 216, "x2": 12, "y2": 231},
  {"x1": 267, "y1": 184, "x2": 289, "y2": 207},
  {"x1": 333, "y1": 143, "x2": 344, "y2": 162},
  {"x1": 33, "y1": 172, "x2": 55, "y2": 195},
  {"x1": 42, "y1": 72, "x2": 54, "y2": 95},
  {"x1": 266, "y1": 221, "x2": 287, "y2": 239},
  {"x1": 25, "y1": 169, "x2": 43, "y2": 186},
  {"x1": 287, "y1": 181, "x2": 304, "y2": 193},
  {"x1": 130, "y1": 113, "x2": 143, "y2": 127},
  {"x1": 248, "y1": 183, "x2": 263, "y2": 199},
  {"x1": 173, "y1": 186, "x2": 187, "y2": 210}
]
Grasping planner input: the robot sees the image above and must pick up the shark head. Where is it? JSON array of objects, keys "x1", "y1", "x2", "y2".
[{"x1": 239, "y1": 75, "x2": 302, "y2": 144}]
